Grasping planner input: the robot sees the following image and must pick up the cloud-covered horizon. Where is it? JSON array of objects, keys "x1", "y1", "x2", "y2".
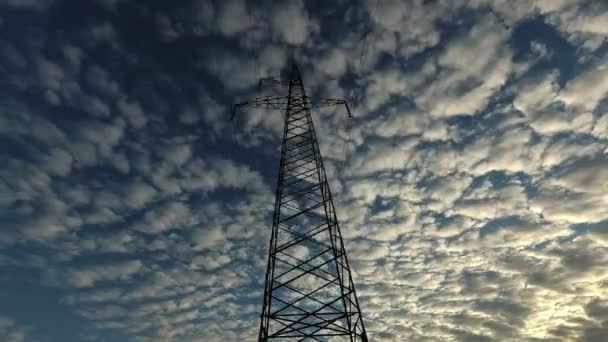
[{"x1": 1, "y1": 0, "x2": 607, "y2": 341}]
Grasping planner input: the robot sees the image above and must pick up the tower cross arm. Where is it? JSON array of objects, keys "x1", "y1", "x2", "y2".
[
  {"x1": 235, "y1": 95, "x2": 290, "y2": 110},
  {"x1": 232, "y1": 95, "x2": 290, "y2": 120},
  {"x1": 308, "y1": 97, "x2": 353, "y2": 118},
  {"x1": 232, "y1": 96, "x2": 353, "y2": 120}
]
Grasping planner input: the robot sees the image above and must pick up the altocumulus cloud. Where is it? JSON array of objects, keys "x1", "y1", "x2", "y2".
[{"x1": 0, "y1": 0, "x2": 608, "y2": 341}]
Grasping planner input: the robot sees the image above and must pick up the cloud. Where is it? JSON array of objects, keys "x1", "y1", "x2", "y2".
[
  {"x1": 548, "y1": 3, "x2": 608, "y2": 52},
  {"x1": 258, "y1": 44, "x2": 286, "y2": 72},
  {"x1": 420, "y1": 17, "x2": 516, "y2": 118},
  {"x1": 564, "y1": 12, "x2": 608, "y2": 36},
  {"x1": 192, "y1": 226, "x2": 226, "y2": 249},
  {"x1": 191, "y1": 254, "x2": 231, "y2": 271},
  {"x1": 84, "y1": 64, "x2": 120, "y2": 97},
  {"x1": 134, "y1": 202, "x2": 190, "y2": 234},
  {"x1": 0, "y1": 316, "x2": 34, "y2": 342},
  {"x1": 471, "y1": 126, "x2": 536, "y2": 175},
  {"x1": 125, "y1": 180, "x2": 158, "y2": 209},
  {"x1": 163, "y1": 143, "x2": 192, "y2": 167},
  {"x1": 41, "y1": 147, "x2": 74, "y2": 176},
  {"x1": 61, "y1": 260, "x2": 144, "y2": 288},
  {"x1": 318, "y1": 48, "x2": 347, "y2": 77},
  {"x1": 513, "y1": 72, "x2": 559, "y2": 115},
  {"x1": 548, "y1": 159, "x2": 608, "y2": 195},
  {"x1": 365, "y1": 0, "x2": 440, "y2": 57},
  {"x1": 179, "y1": 157, "x2": 267, "y2": 193},
  {"x1": 539, "y1": 136, "x2": 604, "y2": 170},
  {"x1": 422, "y1": 173, "x2": 473, "y2": 211},
  {"x1": 34, "y1": 55, "x2": 64, "y2": 92},
  {"x1": 528, "y1": 159, "x2": 608, "y2": 224},
  {"x1": 270, "y1": 0, "x2": 316, "y2": 45},
  {"x1": 117, "y1": 97, "x2": 147, "y2": 128},
  {"x1": 79, "y1": 94, "x2": 111, "y2": 118},
  {"x1": 202, "y1": 49, "x2": 258, "y2": 90},
  {"x1": 217, "y1": 0, "x2": 251, "y2": 37},
  {"x1": 559, "y1": 58, "x2": 608, "y2": 111},
  {"x1": 455, "y1": 182, "x2": 529, "y2": 220},
  {"x1": 480, "y1": 218, "x2": 571, "y2": 248},
  {"x1": 349, "y1": 138, "x2": 417, "y2": 176},
  {"x1": 512, "y1": 71, "x2": 596, "y2": 136}
]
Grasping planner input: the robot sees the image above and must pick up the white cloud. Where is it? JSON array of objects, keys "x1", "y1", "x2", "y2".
[
  {"x1": 513, "y1": 72, "x2": 559, "y2": 115},
  {"x1": 88, "y1": 21, "x2": 117, "y2": 43},
  {"x1": 193, "y1": 226, "x2": 226, "y2": 249},
  {"x1": 425, "y1": 215, "x2": 477, "y2": 239},
  {"x1": 369, "y1": 109, "x2": 430, "y2": 138},
  {"x1": 192, "y1": 254, "x2": 231, "y2": 271},
  {"x1": 180, "y1": 157, "x2": 267, "y2": 193},
  {"x1": 564, "y1": 13, "x2": 608, "y2": 36},
  {"x1": 34, "y1": 55, "x2": 64, "y2": 92},
  {"x1": 471, "y1": 126, "x2": 536, "y2": 175},
  {"x1": 63, "y1": 260, "x2": 144, "y2": 288},
  {"x1": 350, "y1": 139, "x2": 416, "y2": 176},
  {"x1": 422, "y1": 174, "x2": 473, "y2": 211},
  {"x1": 164, "y1": 143, "x2": 192, "y2": 167},
  {"x1": 559, "y1": 59, "x2": 608, "y2": 111},
  {"x1": 78, "y1": 305, "x2": 128, "y2": 321},
  {"x1": 540, "y1": 137, "x2": 605, "y2": 170},
  {"x1": 455, "y1": 182, "x2": 529, "y2": 220},
  {"x1": 42, "y1": 147, "x2": 73, "y2": 176},
  {"x1": 0, "y1": 316, "x2": 33, "y2": 342},
  {"x1": 531, "y1": 185, "x2": 608, "y2": 224},
  {"x1": 592, "y1": 111, "x2": 608, "y2": 139},
  {"x1": 466, "y1": 0, "x2": 570, "y2": 24},
  {"x1": 203, "y1": 49, "x2": 258, "y2": 90},
  {"x1": 20, "y1": 215, "x2": 70, "y2": 240},
  {"x1": 367, "y1": 0, "x2": 408, "y2": 32},
  {"x1": 157, "y1": 1, "x2": 216, "y2": 40},
  {"x1": 217, "y1": 0, "x2": 251, "y2": 36},
  {"x1": 118, "y1": 97, "x2": 147, "y2": 128},
  {"x1": 421, "y1": 17, "x2": 515, "y2": 117},
  {"x1": 82, "y1": 207, "x2": 121, "y2": 226},
  {"x1": 85, "y1": 65, "x2": 120, "y2": 97},
  {"x1": 366, "y1": 0, "x2": 441, "y2": 57},
  {"x1": 79, "y1": 94, "x2": 111, "y2": 118},
  {"x1": 271, "y1": 0, "x2": 315, "y2": 45},
  {"x1": 481, "y1": 219, "x2": 571, "y2": 248},
  {"x1": 134, "y1": 202, "x2": 190, "y2": 234},
  {"x1": 318, "y1": 49, "x2": 347, "y2": 77},
  {"x1": 76, "y1": 118, "x2": 125, "y2": 158},
  {"x1": 258, "y1": 44, "x2": 286, "y2": 72},
  {"x1": 361, "y1": 66, "x2": 411, "y2": 113},
  {"x1": 546, "y1": 159, "x2": 608, "y2": 195},
  {"x1": 550, "y1": 4, "x2": 608, "y2": 52},
  {"x1": 511, "y1": 72, "x2": 596, "y2": 136},
  {"x1": 125, "y1": 180, "x2": 158, "y2": 209}
]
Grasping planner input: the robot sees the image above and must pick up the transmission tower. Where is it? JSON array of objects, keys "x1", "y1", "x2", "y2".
[{"x1": 234, "y1": 63, "x2": 369, "y2": 341}]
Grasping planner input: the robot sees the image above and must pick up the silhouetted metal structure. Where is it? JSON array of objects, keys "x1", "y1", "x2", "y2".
[{"x1": 234, "y1": 64, "x2": 368, "y2": 341}]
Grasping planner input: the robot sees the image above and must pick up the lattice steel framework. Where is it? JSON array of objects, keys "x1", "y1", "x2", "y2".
[{"x1": 235, "y1": 64, "x2": 368, "y2": 341}]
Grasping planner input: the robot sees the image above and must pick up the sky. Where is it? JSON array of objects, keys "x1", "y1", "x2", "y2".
[{"x1": 0, "y1": 0, "x2": 608, "y2": 341}]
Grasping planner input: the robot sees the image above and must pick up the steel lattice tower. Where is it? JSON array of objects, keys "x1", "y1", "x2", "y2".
[{"x1": 235, "y1": 64, "x2": 368, "y2": 341}]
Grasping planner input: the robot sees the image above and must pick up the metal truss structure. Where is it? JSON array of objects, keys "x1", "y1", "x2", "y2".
[{"x1": 235, "y1": 64, "x2": 368, "y2": 341}]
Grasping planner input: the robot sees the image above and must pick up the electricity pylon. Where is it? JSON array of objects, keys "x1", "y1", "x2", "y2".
[{"x1": 234, "y1": 63, "x2": 368, "y2": 341}]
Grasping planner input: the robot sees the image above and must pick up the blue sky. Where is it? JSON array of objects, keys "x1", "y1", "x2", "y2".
[{"x1": 1, "y1": 0, "x2": 608, "y2": 341}]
